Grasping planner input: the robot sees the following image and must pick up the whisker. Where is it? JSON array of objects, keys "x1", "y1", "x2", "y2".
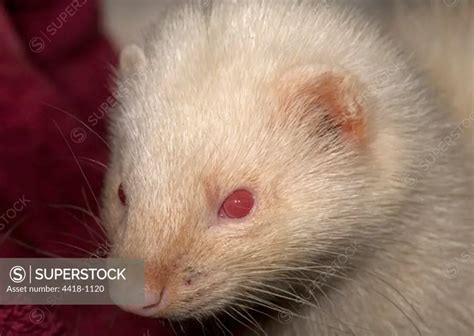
[
  {"x1": 211, "y1": 312, "x2": 233, "y2": 336},
  {"x1": 357, "y1": 267, "x2": 425, "y2": 325},
  {"x1": 49, "y1": 241, "x2": 101, "y2": 258},
  {"x1": 168, "y1": 321, "x2": 179, "y2": 336},
  {"x1": 231, "y1": 296, "x2": 280, "y2": 322},
  {"x1": 7, "y1": 237, "x2": 63, "y2": 258},
  {"x1": 51, "y1": 204, "x2": 104, "y2": 243},
  {"x1": 229, "y1": 305, "x2": 267, "y2": 336},
  {"x1": 223, "y1": 309, "x2": 260, "y2": 336},
  {"x1": 56, "y1": 231, "x2": 102, "y2": 249},
  {"x1": 51, "y1": 156, "x2": 108, "y2": 171},
  {"x1": 50, "y1": 118, "x2": 101, "y2": 211},
  {"x1": 44, "y1": 102, "x2": 111, "y2": 150},
  {"x1": 48, "y1": 203, "x2": 103, "y2": 234},
  {"x1": 239, "y1": 281, "x2": 377, "y2": 335},
  {"x1": 77, "y1": 156, "x2": 109, "y2": 170},
  {"x1": 80, "y1": 187, "x2": 108, "y2": 239},
  {"x1": 0, "y1": 214, "x2": 29, "y2": 247},
  {"x1": 239, "y1": 292, "x2": 296, "y2": 317}
]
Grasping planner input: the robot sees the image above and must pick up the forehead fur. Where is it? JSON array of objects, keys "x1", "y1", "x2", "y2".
[{"x1": 112, "y1": 1, "x2": 413, "y2": 181}]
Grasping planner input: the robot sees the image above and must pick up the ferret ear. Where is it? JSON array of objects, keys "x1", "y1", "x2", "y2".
[
  {"x1": 276, "y1": 65, "x2": 368, "y2": 143},
  {"x1": 119, "y1": 44, "x2": 147, "y2": 75}
]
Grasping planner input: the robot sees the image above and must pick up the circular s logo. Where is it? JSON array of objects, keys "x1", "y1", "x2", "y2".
[{"x1": 10, "y1": 266, "x2": 26, "y2": 283}]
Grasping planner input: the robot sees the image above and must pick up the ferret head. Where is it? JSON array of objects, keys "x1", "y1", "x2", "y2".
[{"x1": 102, "y1": 2, "x2": 417, "y2": 320}]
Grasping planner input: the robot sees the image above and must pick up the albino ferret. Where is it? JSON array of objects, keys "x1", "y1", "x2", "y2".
[{"x1": 101, "y1": 1, "x2": 473, "y2": 335}]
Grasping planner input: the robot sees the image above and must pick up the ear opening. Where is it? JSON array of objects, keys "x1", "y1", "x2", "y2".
[{"x1": 275, "y1": 65, "x2": 369, "y2": 144}]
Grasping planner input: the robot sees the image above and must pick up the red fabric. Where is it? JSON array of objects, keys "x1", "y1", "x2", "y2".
[{"x1": 0, "y1": 1, "x2": 172, "y2": 335}]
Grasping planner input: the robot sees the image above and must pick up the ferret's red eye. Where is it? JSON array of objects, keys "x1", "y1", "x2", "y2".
[
  {"x1": 218, "y1": 189, "x2": 254, "y2": 219},
  {"x1": 118, "y1": 184, "x2": 126, "y2": 205}
]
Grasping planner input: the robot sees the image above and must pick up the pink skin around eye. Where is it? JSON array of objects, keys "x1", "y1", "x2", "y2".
[
  {"x1": 118, "y1": 184, "x2": 126, "y2": 205},
  {"x1": 218, "y1": 189, "x2": 254, "y2": 219}
]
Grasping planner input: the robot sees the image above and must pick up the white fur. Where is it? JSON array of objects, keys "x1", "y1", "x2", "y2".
[{"x1": 102, "y1": 1, "x2": 473, "y2": 335}]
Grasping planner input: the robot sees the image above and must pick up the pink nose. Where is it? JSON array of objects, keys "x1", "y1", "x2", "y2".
[{"x1": 118, "y1": 288, "x2": 166, "y2": 317}]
